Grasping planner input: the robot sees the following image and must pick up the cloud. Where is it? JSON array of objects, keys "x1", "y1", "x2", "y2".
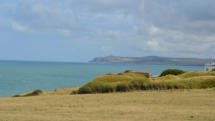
[
  {"x1": 11, "y1": 0, "x2": 81, "y2": 35},
  {"x1": 147, "y1": 40, "x2": 159, "y2": 49},
  {"x1": 11, "y1": 21, "x2": 29, "y2": 32},
  {"x1": 1, "y1": 0, "x2": 215, "y2": 60},
  {"x1": 139, "y1": 0, "x2": 215, "y2": 35},
  {"x1": 148, "y1": 26, "x2": 162, "y2": 35}
]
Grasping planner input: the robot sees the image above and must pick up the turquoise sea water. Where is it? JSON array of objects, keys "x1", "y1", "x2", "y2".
[{"x1": 0, "y1": 61, "x2": 203, "y2": 97}]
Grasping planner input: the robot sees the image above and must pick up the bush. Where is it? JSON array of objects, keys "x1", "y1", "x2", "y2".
[
  {"x1": 78, "y1": 82, "x2": 116, "y2": 94},
  {"x1": 124, "y1": 70, "x2": 131, "y2": 73},
  {"x1": 78, "y1": 86, "x2": 92, "y2": 94},
  {"x1": 160, "y1": 69, "x2": 185, "y2": 77},
  {"x1": 13, "y1": 90, "x2": 43, "y2": 97},
  {"x1": 78, "y1": 72, "x2": 150, "y2": 94},
  {"x1": 212, "y1": 69, "x2": 215, "y2": 72},
  {"x1": 129, "y1": 79, "x2": 148, "y2": 90},
  {"x1": 116, "y1": 82, "x2": 130, "y2": 92},
  {"x1": 71, "y1": 90, "x2": 79, "y2": 95},
  {"x1": 28, "y1": 90, "x2": 43, "y2": 96}
]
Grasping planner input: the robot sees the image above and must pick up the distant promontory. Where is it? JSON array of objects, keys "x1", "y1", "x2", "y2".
[{"x1": 89, "y1": 56, "x2": 215, "y2": 66}]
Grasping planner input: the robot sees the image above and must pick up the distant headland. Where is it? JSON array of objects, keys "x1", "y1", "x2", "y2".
[{"x1": 89, "y1": 56, "x2": 215, "y2": 66}]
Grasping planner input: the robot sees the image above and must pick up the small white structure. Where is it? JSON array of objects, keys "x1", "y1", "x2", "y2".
[{"x1": 204, "y1": 62, "x2": 215, "y2": 72}]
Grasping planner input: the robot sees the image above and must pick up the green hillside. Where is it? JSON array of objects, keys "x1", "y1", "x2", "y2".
[{"x1": 78, "y1": 71, "x2": 215, "y2": 94}]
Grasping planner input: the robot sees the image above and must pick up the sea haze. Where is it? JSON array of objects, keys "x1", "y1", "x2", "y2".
[{"x1": 0, "y1": 61, "x2": 203, "y2": 97}]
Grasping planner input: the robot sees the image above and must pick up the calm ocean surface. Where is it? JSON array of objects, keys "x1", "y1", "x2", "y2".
[{"x1": 0, "y1": 61, "x2": 203, "y2": 97}]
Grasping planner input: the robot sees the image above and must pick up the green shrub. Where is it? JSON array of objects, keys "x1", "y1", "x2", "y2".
[
  {"x1": 160, "y1": 69, "x2": 185, "y2": 77},
  {"x1": 199, "y1": 79, "x2": 215, "y2": 88},
  {"x1": 129, "y1": 79, "x2": 149, "y2": 90},
  {"x1": 212, "y1": 69, "x2": 215, "y2": 72},
  {"x1": 78, "y1": 86, "x2": 92, "y2": 94},
  {"x1": 116, "y1": 82, "x2": 130, "y2": 92},
  {"x1": 98, "y1": 83, "x2": 115, "y2": 93},
  {"x1": 124, "y1": 70, "x2": 131, "y2": 73},
  {"x1": 193, "y1": 77, "x2": 215, "y2": 89},
  {"x1": 13, "y1": 90, "x2": 43, "y2": 97},
  {"x1": 71, "y1": 90, "x2": 79, "y2": 95},
  {"x1": 78, "y1": 81, "x2": 116, "y2": 94}
]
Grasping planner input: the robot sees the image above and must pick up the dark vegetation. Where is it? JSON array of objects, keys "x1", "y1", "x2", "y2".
[
  {"x1": 13, "y1": 90, "x2": 43, "y2": 97},
  {"x1": 160, "y1": 69, "x2": 185, "y2": 77}
]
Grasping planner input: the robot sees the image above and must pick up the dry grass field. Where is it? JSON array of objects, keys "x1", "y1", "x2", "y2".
[{"x1": 0, "y1": 89, "x2": 215, "y2": 121}]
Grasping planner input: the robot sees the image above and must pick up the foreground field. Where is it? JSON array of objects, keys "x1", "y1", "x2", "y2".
[{"x1": 0, "y1": 89, "x2": 215, "y2": 121}]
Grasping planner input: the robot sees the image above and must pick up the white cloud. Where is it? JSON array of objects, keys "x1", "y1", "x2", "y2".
[
  {"x1": 3, "y1": 0, "x2": 215, "y2": 58},
  {"x1": 58, "y1": 29, "x2": 72, "y2": 37},
  {"x1": 11, "y1": 0, "x2": 81, "y2": 35},
  {"x1": 95, "y1": 29, "x2": 122, "y2": 41},
  {"x1": 101, "y1": 46, "x2": 113, "y2": 52},
  {"x1": 147, "y1": 40, "x2": 159, "y2": 48},
  {"x1": 149, "y1": 26, "x2": 162, "y2": 35},
  {"x1": 11, "y1": 21, "x2": 29, "y2": 32}
]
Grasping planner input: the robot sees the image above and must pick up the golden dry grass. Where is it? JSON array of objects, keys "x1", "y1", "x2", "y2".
[{"x1": 0, "y1": 89, "x2": 215, "y2": 121}]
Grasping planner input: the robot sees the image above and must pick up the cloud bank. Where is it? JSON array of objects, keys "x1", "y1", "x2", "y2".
[{"x1": 0, "y1": 0, "x2": 215, "y2": 61}]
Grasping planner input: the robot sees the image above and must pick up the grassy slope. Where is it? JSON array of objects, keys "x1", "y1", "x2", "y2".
[
  {"x1": 78, "y1": 71, "x2": 215, "y2": 94},
  {"x1": 0, "y1": 89, "x2": 215, "y2": 121}
]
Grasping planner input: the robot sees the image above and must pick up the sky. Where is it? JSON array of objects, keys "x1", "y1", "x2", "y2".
[{"x1": 0, "y1": 0, "x2": 215, "y2": 62}]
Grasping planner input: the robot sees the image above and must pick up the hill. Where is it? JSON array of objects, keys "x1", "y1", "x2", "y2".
[
  {"x1": 78, "y1": 71, "x2": 215, "y2": 94},
  {"x1": 89, "y1": 56, "x2": 214, "y2": 66}
]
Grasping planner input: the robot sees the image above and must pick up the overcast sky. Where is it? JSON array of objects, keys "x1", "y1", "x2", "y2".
[{"x1": 0, "y1": 0, "x2": 215, "y2": 62}]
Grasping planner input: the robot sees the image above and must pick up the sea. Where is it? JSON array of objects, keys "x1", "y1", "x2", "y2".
[{"x1": 0, "y1": 61, "x2": 204, "y2": 97}]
